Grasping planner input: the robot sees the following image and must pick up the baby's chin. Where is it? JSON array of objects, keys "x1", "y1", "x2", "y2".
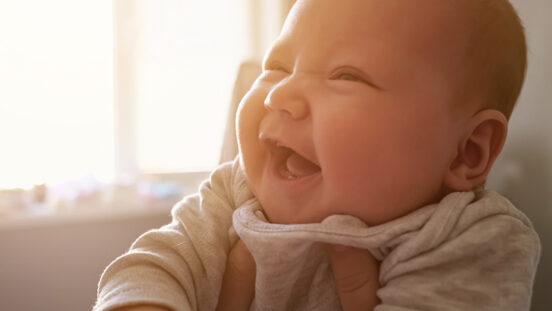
[
  {"x1": 264, "y1": 211, "x2": 325, "y2": 225},
  {"x1": 257, "y1": 198, "x2": 333, "y2": 225}
]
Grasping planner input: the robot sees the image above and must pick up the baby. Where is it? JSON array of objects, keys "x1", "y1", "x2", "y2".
[{"x1": 94, "y1": 0, "x2": 541, "y2": 310}]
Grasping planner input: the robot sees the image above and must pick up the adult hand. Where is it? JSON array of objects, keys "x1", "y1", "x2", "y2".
[
  {"x1": 215, "y1": 239, "x2": 381, "y2": 311},
  {"x1": 215, "y1": 239, "x2": 256, "y2": 311},
  {"x1": 327, "y1": 245, "x2": 381, "y2": 311}
]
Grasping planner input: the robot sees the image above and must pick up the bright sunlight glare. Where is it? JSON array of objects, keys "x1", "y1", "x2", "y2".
[{"x1": 0, "y1": 1, "x2": 114, "y2": 189}]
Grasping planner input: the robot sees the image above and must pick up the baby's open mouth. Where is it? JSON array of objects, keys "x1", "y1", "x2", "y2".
[{"x1": 273, "y1": 144, "x2": 321, "y2": 180}]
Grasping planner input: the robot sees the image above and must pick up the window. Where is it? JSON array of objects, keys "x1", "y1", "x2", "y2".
[
  {"x1": 0, "y1": 0, "x2": 114, "y2": 189},
  {"x1": 121, "y1": 0, "x2": 252, "y2": 175},
  {"x1": 0, "y1": 0, "x2": 255, "y2": 190}
]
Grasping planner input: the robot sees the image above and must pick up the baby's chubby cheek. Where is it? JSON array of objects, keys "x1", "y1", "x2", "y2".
[
  {"x1": 317, "y1": 148, "x2": 408, "y2": 224},
  {"x1": 235, "y1": 88, "x2": 269, "y2": 192}
]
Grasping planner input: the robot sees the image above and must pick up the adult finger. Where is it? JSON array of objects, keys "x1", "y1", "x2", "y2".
[
  {"x1": 327, "y1": 245, "x2": 381, "y2": 311},
  {"x1": 215, "y1": 239, "x2": 256, "y2": 311}
]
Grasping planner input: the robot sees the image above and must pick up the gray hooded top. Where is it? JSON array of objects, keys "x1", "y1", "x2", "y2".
[{"x1": 94, "y1": 158, "x2": 540, "y2": 311}]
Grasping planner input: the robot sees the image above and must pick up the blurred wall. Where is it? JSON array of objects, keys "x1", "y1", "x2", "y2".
[
  {"x1": 0, "y1": 209, "x2": 171, "y2": 311},
  {"x1": 487, "y1": 1, "x2": 552, "y2": 310}
]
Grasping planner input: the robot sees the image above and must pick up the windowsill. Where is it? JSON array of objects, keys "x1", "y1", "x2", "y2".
[
  {"x1": 0, "y1": 203, "x2": 173, "y2": 232},
  {"x1": 0, "y1": 171, "x2": 211, "y2": 232}
]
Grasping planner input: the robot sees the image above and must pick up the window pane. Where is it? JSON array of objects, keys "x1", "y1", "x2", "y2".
[
  {"x1": 131, "y1": 0, "x2": 251, "y2": 173},
  {"x1": 0, "y1": 1, "x2": 114, "y2": 189}
]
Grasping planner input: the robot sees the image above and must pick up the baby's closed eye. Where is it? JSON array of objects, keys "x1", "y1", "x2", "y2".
[
  {"x1": 332, "y1": 72, "x2": 363, "y2": 82},
  {"x1": 330, "y1": 66, "x2": 382, "y2": 90},
  {"x1": 264, "y1": 61, "x2": 291, "y2": 74}
]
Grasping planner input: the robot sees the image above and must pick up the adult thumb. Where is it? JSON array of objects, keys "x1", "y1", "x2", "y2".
[
  {"x1": 327, "y1": 245, "x2": 381, "y2": 311},
  {"x1": 215, "y1": 239, "x2": 256, "y2": 311}
]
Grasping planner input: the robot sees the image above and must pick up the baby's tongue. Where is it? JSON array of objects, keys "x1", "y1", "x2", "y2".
[{"x1": 286, "y1": 151, "x2": 320, "y2": 177}]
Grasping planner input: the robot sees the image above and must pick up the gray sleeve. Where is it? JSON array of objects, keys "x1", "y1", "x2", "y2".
[
  {"x1": 375, "y1": 214, "x2": 541, "y2": 311},
  {"x1": 93, "y1": 160, "x2": 245, "y2": 311}
]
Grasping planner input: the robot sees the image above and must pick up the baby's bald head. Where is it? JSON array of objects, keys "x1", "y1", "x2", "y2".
[{"x1": 455, "y1": 0, "x2": 527, "y2": 120}]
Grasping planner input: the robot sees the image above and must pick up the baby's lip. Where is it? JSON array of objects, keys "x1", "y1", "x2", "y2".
[{"x1": 259, "y1": 132, "x2": 321, "y2": 169}]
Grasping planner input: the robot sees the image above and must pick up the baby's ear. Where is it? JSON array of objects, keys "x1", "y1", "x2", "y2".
[{"x1": 444, "y1": 109, "x2": 508, "y2": 191}]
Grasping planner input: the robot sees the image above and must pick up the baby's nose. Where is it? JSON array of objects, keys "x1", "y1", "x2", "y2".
[{"x1": 264, "y1": 76, "x2": 310, "y2": 120}]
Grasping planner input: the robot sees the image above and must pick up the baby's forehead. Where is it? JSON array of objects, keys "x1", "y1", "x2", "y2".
[
  {"x1": 289, "y1": 0, "x2": 516, "y2": 57},
  {"x1": 287, "y1": 0, "x2": 473, "y2": 53},
  {"x1": 282, "y1": 1, "x2": 473, "y2": 77}
]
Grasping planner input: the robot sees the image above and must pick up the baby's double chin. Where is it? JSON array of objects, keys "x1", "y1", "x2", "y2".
[{"x1": 260, "y1": 199, "x2": 330, "y2": 225}]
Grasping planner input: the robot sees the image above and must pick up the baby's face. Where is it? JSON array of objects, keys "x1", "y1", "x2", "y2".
[{"x1": 236, "y1": 0, "x2": 471, "y2": 225}]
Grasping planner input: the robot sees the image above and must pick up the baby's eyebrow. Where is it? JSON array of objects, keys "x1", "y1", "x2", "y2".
[{"x1": 262, "y1": 41, "x2": 291, "y2": 69}]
